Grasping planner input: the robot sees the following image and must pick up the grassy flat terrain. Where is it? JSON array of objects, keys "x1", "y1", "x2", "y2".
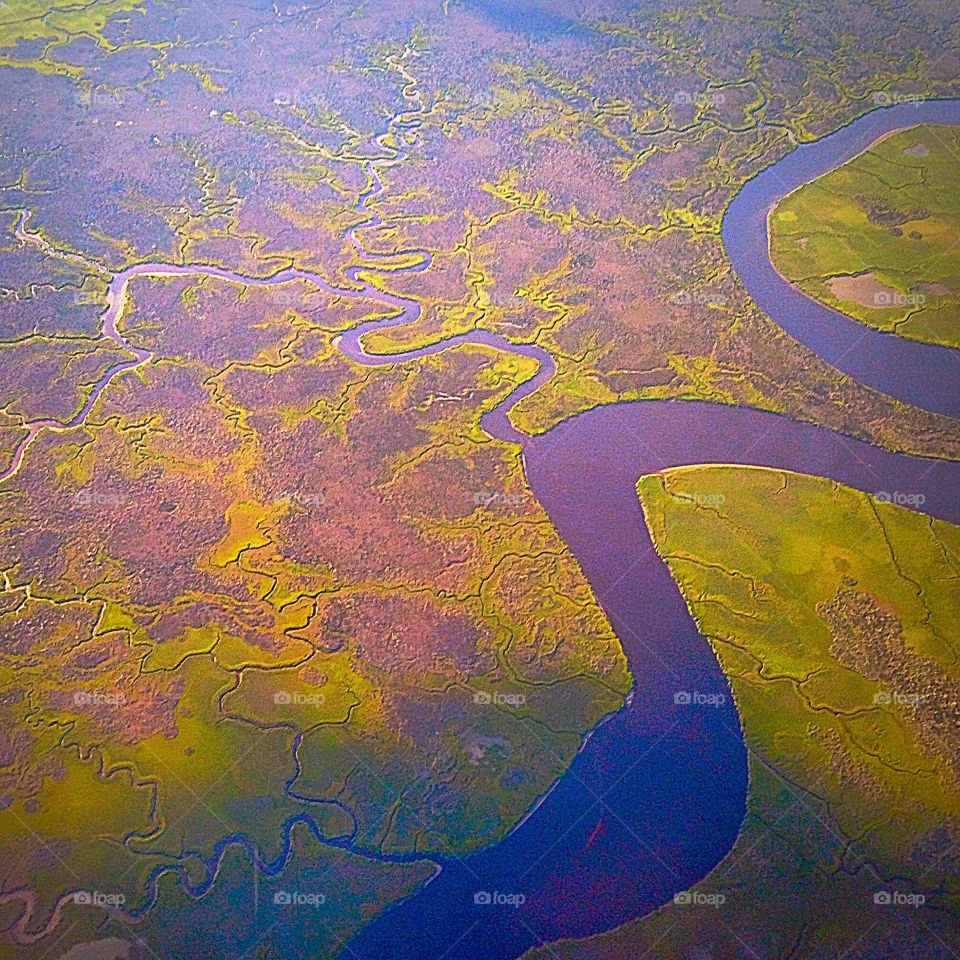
[
  {"x1": 526, "y1": 465, "x2": 960, "y2": 959},
  {"x1": 770, "y1": 124, "x2": 960, "y2": 348}
]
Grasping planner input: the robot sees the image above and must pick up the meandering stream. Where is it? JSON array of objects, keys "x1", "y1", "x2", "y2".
[{"x1": 3, "y1": 101, "x2": 958, "y2": 960}]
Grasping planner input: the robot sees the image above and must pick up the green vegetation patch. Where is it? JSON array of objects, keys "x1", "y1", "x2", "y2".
[
  {"x1": 770, "y1": 124, "x2": 960, "y2": 347},
  {"x1": 0, "y1": 1, "x2": 142, "y2": 49}
]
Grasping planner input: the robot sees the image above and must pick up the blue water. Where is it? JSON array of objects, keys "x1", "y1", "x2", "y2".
[{"x1": 342, "y1": 400, "x2": 960, "y2": 960}]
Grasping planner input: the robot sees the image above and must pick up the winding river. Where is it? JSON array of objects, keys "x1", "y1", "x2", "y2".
[
  {"x1": 4, "y1": 101, "x2": 959, "y2": 959},
  {"x1": 344, "y1": 101, "x2": 960, "y2": 959}
]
